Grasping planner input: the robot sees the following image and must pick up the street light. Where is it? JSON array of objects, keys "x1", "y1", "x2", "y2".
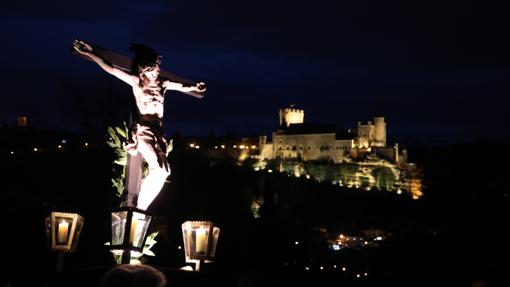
[
  {"x1": 181, "y1": 221, "x2": 220, "y2": 271},
  {"x1": 45, "y1": 211, "x2": 85, "y2": 272},
  {"x1": 109, "y1": 207, "x2": 152, "y2": 264}
]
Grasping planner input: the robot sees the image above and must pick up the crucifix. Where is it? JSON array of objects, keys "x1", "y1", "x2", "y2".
[{"x1": 72, "y1": 39, "x2": 205, "y2": 210}]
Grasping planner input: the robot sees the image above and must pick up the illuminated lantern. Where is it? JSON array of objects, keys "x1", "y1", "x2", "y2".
[
  {"x1": 46, "y1": 211, "x2": 84, "y2": 252},
  {"x1": 109, "y1": 207, "x2": 152, "y2": 264},
  {"x1": 45, "y1": 211, "x2": 84, "y2": 272},
  {"x1": 181, "y1": 221, "x2": 220, "y2": 271}
]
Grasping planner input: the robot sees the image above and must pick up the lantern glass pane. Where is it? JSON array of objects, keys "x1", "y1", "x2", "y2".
[
  {"x1": 54, "y1": 216, "x2": 72, "y2": 245},
  {"x1": 209, "y1": 227, "x2": 220, "y2": 257},
  {"x1": 131, "y1": 211, "x2": 152, "y2": 248},
  {"x1": 182, "y1": 223, "x2": 192, "y2": 262},
  {"x1": 111, "y1": 211, "x2": 128, "y2": 245},
  {"x1": 192, "y1": 225, "x2": 210, "y2": 257}
]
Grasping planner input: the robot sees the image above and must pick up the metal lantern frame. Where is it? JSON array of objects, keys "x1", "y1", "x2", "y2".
[
  {"x1": 45, "y1": 211, "x2": 84, "y2": 253},
  {"x1": 181, "y1": 221, "x2": 220, "y2": 271},
  {"x1": 109, "y1": 207, "x2": 152, "y2": 264}
]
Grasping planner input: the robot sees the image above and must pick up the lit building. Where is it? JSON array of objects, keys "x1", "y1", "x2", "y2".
[
  {"x1": 17, "y1": 115, "x2": 28, "y2": 127},
  {"x1": 259, "y1": 107, "x2": 404, "y2": 165}
]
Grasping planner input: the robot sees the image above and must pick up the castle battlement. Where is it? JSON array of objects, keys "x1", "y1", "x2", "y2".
[
  {"x1": 281, "y1": 108, "x2": 304, "y2": 114},
  {"x1": 279, "y1": 107, "x2": 305, "y2": 127}
]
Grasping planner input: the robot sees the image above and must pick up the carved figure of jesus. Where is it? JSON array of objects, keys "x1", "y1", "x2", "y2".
[{"x1": 73, "y1": 40, "x2": 205, "y2": 210}]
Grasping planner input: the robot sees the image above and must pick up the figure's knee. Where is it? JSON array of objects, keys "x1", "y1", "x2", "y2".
[{"x1": 152, "y1": 165, "x2": 170, "y2": 178}]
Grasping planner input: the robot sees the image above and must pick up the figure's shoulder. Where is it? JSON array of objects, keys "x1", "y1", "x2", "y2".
[{"x1": 130, "y1": 75, "x2": 141, "y2": 86}]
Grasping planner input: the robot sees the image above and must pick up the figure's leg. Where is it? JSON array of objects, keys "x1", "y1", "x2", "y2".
[{"x1": 136, "y1": 128, "x2": 170, "y2": 210}]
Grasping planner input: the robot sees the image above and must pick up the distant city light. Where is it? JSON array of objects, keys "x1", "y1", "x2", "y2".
[
  {"x1": 364, "y1": 241, "x2": 368, "y2": 245},
  {"x1": 364, "y1": 272, "x2": 368, "y2": 276},
  {"x1": 214, "y1": 146, "x2": 218, "y2": 149},
  {"x1": 333, "y1": 265, "x2": 337, "y2": 269},
  {"x1": 305, "y1": 175, "x2": 310, "y2": 179},
  {"x1": 221, "y1": 145, "x2": 225, "y2": 149},
  {"x1": 195, "y1": 145, "x2": 200, "y2": 149},
  {"x1": 177, "y1": 245, "x2": 182, "y2": 250},
  {"x1": 251, "y1": 145, "x2": 257, "y2": 149},
  {"x1": 268, "y1": 169, "x2": 273, "y2": 173},
  {"x1": 375, "y1": 236, "x2": 382, "y2": 241},
  {"x1": 84, "y1": 142, "x2": 89, "y2": 147},
  {"x1": 332, "y1": 244, "x2": 340, "y2": 250},
  {"x1": 233, "y1": 145, "x2": 237, "y2": 148},
  {"x1": 342, "y1": 267, "x2": 347, "y2": 271},
  {"x1": 254, "y1": 167, "x2": 260, "y2": 171},
  {"x1": 397, "y1": 189, "x2": 402, "y2": 194},
  {"x1": 189, "y1": 143, "x2": 195, "y2": 148},
  {"x1": 240, "y1": 145, "x2": 245, "y2": 149},
  {"x1": 10, "y1": 151, "x2": 14, "y2": 155},
  {"x1": 33, "y1": 148, "x2": 38, "y2": 152},
  {"x1": 61, "y1": 139, "x2": 67, "y2": 144},
  {"x1": 320, "y1": 266, "x2": 324, "y2": 270},
  {"x1": 305, "y1": 267, "x2": 310, "y2": 271},
  {"x1": 58, "y1": 145, "x2": 62, "y2": 149},
  {"x1": 356, "y1": 274, "x2": 360, "y2": 278},
  {"x1": 294, "y1": 241, "x2": 299, "y2": 245}
]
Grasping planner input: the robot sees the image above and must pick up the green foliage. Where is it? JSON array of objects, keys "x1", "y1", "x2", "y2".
[
  {"x1": 338, "y1": 162, "x2": 359, "y2": 183},
  {"x1": 104, "y1": 231, "x2": 159, "y2": 264},
  {"x1": 304, "y1": 161, "x2": 328, "y2": 182},
  {"x1": 107, "y1": 124, "x2": 128, "y2": 197},
  {"x1": 142, "y1": 231, "x2": 159, "y2": 258},
  {"x1": 372, "y1": 166, "x2": 396, "y2": 190}
]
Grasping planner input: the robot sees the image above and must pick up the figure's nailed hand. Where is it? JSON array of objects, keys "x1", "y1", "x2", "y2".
[
  {"x1": 196, "y1": 82, "x2": 206, "y2": 92},
  {"x1": 72, "y1": 39, "x2": 93, "y2": 55}
]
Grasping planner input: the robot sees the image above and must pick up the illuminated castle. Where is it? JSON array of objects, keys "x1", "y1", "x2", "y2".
[{"x1": 259, "y1": 107, "x2": 406, "y2": 165}]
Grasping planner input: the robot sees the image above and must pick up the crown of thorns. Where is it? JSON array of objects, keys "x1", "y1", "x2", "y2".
[
  {"x1": 130, "y1": 43, "x2": 161, "y2": 72},
  {"x1": 138, "y1": 61, "x2": 161, "y2": 72}
]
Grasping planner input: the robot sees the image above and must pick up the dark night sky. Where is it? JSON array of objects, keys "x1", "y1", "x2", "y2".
[{"x1": 1, "y1": 0, "x2": 510, "y2": 143}]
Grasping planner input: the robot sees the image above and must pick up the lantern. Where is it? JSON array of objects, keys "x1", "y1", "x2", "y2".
[
  {"x1": 45, "y1": 211, "x2": 84, "y2": 252},
  {"x1": 181, "y1": 221, "x2": 220, "y2": 271},
  {"x1": 109, "y1": 207, "x2": 152, "y2": 264}
]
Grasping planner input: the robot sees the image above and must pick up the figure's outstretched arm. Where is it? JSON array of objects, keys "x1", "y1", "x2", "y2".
[
  {"x1": 72, "y1": 39, "x2": 135, "y2": 86},
  {"x1": 164, "y1": 80, "x2": 206, "y2": 93}
]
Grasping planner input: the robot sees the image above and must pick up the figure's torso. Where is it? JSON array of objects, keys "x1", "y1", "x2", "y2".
[{"x1": 132, "y1": 77, "x2": 166, "y2": 118}]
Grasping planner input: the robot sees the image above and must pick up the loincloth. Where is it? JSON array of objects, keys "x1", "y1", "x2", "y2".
[{"x1": 123, "y1": 116, "x2": 168, "y2": 160}]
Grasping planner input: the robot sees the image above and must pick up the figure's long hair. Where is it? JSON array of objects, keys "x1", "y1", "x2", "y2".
[{"x1": 130, "y1": 43, "x2": 161, "y2": 75}]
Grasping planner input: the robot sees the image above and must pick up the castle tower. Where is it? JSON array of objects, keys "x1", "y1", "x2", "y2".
[
  {"x1": 357, "y1": 121, "x2": 373, "y2": 148},
  {"x1": 279, "y1": 107, "x2": 304, "y2": 127},
  {"x1": 373, "y1": 117, "x2": 386, "y2": 147}
]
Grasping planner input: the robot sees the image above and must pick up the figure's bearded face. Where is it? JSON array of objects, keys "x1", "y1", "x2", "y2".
[{"x1": 140, "y1": 65, "x2": 160, "y2": 81}]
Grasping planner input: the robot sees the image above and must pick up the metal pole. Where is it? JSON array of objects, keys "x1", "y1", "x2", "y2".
[
  {"x1": 195, "y1": 260, "x2": 202, "y2": 272},
  {"x1": 121, "y1": 250, "x2": 131, "y2": 264},
  {"x1": 56, "y1": 252, "x2": 64, "y2": 272}
]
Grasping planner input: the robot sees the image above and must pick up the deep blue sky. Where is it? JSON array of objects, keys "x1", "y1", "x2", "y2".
[{"x1": 1, "y1": 0, "x2": 510, "y2": 143}]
